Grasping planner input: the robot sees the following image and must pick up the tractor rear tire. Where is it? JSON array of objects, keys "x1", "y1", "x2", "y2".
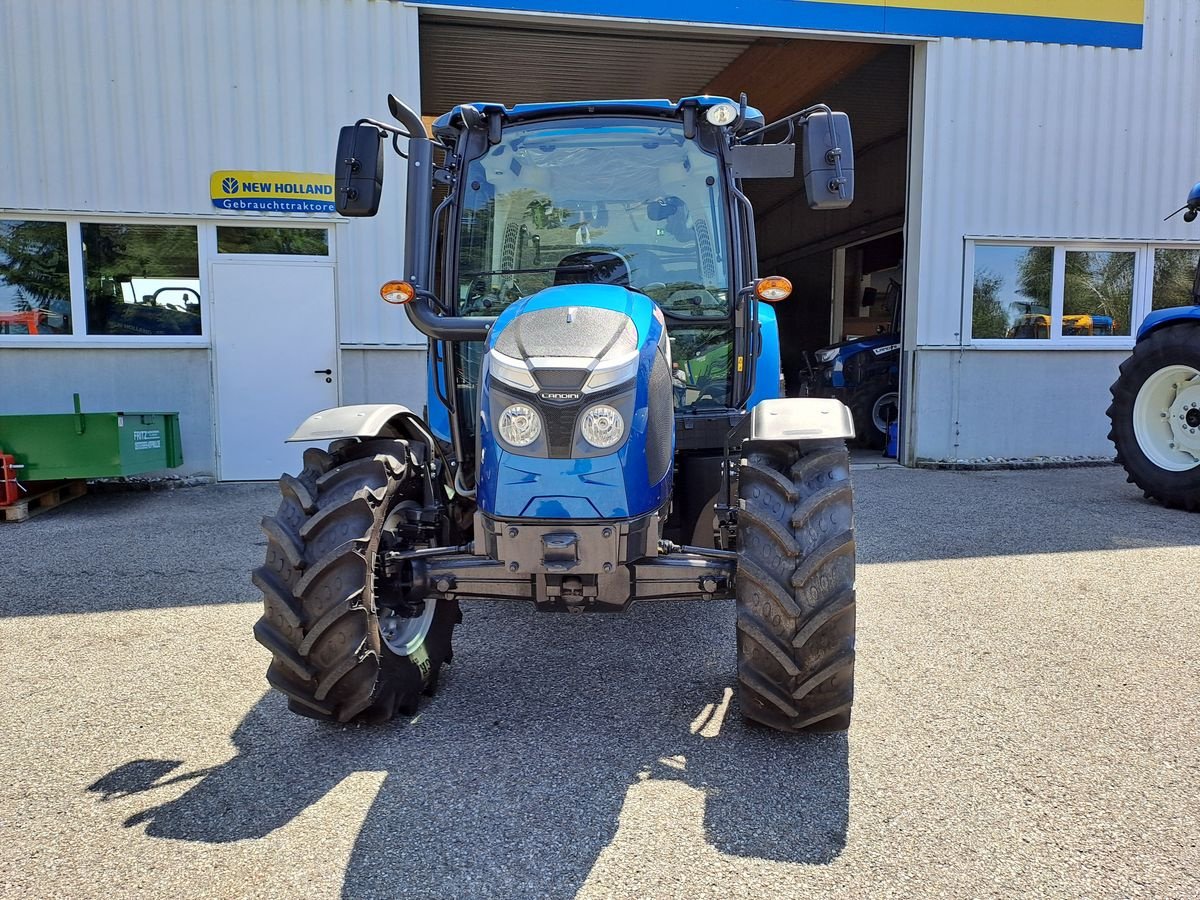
[
  {"x1": 1107, "y1": 323, "x2": 1200, "y2": 512},
  {"x1": 253, "y1": 442, "x2": 459, "y2": 723},
  {"x1": 735, "y1": 443, "x2": 856, "y2": 731}
]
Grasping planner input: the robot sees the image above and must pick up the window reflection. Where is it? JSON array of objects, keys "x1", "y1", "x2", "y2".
[
  {"x1": 1062, "y1": 250, "x2": 1133, "y2": 336},
  {"x1": 82, "y1": 224, "x2": 201, "y2": 336},
  {"x1": 1152, "y1": 248, "x2": 1200, "y2": 310},
  {"x1": 0, "y1": 220, "x2": 71, "y2": 335},
  {"x1": 971, "y1": 245, "x2": 1052, "y2": 339}
]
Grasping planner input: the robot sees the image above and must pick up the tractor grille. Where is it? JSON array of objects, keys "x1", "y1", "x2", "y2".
[{"x1": 534, "y1": 368, "x2": 588, "y2": 391}]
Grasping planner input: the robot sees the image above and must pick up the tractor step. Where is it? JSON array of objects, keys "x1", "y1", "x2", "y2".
[{"x1": 1, "y1": 479, "x2": 87, "y2": 523}]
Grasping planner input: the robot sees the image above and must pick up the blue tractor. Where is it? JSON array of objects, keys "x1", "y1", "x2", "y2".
[
  {"x1": 254, "y1": 95, "x2": 861, "y2": 731},
  {"x1": 1107, "y1": 182, "x2": 1200, "y2": 512},
  {"x1": 798, "y1": 278, "x2": 902, "y2": 450}
]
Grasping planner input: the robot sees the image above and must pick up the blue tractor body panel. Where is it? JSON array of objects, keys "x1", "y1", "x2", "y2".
[
  {"x1": 746, "y1": 301, "x2": 782, "y2": 409},
  {"x1": 426, "y1": 341, "x2": 451, "y2": 443},
  {"x1": 476, "y1": 285, "x2": 673, "y2": 521},
  {"x1": 1137, "y1": 305, "x2": 1200, "y2": 341}
]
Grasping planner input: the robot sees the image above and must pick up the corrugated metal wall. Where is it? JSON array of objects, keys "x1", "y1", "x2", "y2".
[
  {"x1": 913, "y1": 1, "x2": 1200, "y2": 349},
  {"x1": 907, "y1": 0, "x2": 1200, "y2": 461},
  {"x1": 0, "y1": 0, "x2": 427, "y2": 347}
]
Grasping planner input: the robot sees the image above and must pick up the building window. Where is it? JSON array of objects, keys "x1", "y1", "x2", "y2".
[
  {"x1": 971, "y1": 244, "x2": 1053, "y2": 339},
  {"x1": 1152, "y1": 248, "x2": 1200, "y2": 310},
  {"x1": 0, "y1": 220, "x2": 71, "y2": 335},
  {"x1": 1062, "y1": 250, "x2": 1133, "y2": 336},
  {"x1": 967, "y1": 241, "x2": 1197, "y2": 345},
  {"x1": 81, "y1": 224, "x2": 201, "y2": 336},
  {"x1": 216, "y1": 226, "x2": 329, "y2": 256}
]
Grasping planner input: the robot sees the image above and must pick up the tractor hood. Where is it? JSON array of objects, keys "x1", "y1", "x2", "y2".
[
  {"x1": 476, "y1": 284, "x2": 674, "y2": 520},
  {"x1": 489, "y1": 284, "x2": 658, "y2": 354}
]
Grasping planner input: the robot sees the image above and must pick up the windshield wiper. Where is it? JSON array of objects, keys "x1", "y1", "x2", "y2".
[{"x1": 461, "y1": 264, "x2": 594, "y2": 277}]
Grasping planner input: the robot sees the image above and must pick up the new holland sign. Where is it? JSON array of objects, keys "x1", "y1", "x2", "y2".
[
  {"x1": 414, "y1": 1, "x2": 1145, "y2": 48},
  {"x1": 210, "y1": 171, "x2": 335, "y2": 213}
]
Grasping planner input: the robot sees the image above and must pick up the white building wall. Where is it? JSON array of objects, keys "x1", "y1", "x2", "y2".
[
  {"x1": 0, "y1": 0, "x2": 427, "y2": 350},
  {"x1": 1, "y1": 0, "x2": 431, "y2": 476},
  {"x1": 909, "y1": 0, "x2": 1200, "y2": 461}
]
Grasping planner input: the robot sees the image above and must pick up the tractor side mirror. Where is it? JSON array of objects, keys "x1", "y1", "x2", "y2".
[
  {"x1": 1184, "y1": 181, "x2": 1200, "y2": 223},
  {"x1": 334, "y1": 125, "x2": 385, "y2": 217},
  {"x1": 802, "y1": 111, "x2": 854, "y2": 210}
]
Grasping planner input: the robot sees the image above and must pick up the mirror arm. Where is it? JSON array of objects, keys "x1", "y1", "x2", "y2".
[{"x1": 736, "y1": 102, "x2": 832, "y2": 145}]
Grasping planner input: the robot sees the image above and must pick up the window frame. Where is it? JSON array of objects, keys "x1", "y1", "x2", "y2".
[
  {"x1": 213, "y1": 224, "x2": 332, "y2": 259},
  {"x1": 1147, "y1": 242, "x2": 1200, "y2": 313},
  {"x1": 963, "y1": 237, "x2": 1194, "y2": 350},
  {"x1": 0, "y1": 213, "x2": 337, "y2": 349},
  {"x1": 0, "y1": 217, "x2": 74, "y2": 338}
]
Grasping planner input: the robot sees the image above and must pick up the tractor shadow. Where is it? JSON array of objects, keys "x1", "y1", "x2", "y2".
[{"x1": 88, "y1": 602, "x2": 849, "y2": 897}]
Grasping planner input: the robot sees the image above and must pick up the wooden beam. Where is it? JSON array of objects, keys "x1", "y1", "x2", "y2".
[{"x1": 702, "y1": 39, "x2": 885, "y2": 120}]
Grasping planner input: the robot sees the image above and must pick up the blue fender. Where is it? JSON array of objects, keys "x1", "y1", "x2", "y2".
[{"x1": 1137, "y1": 305, "x2": 1200, "y2": 341}]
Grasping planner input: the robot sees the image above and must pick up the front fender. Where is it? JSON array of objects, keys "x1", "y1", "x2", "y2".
[
  {"x1": 1137, "y1": 305, "x2": 1200, "y2": 341},
  {"x1": 748, "y1": 398, "x2": 856, "y2": 443},
  {"x1": 287, "y1": 404, "x2": 416, "y2": 442}
]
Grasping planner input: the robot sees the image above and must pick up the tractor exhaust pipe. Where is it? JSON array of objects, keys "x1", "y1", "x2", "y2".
[{"x1": 390, "y1": 96, "x2": 495, "y2": 343}]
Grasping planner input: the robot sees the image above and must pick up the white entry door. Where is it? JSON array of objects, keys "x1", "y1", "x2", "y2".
[{"x1": 211, "y1": 261, "x2": 338, "y2": 480}]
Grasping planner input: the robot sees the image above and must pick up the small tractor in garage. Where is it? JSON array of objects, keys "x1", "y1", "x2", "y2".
[
  {"x1": 254, "y1": 94, "x2": 861, "y2": 730},
  {"x1": 1107, "y1": 181, "x2": 1200, "y2": 511},
  {"x1": 796, "y1": 277, "x2": 901, "y2": 450}
]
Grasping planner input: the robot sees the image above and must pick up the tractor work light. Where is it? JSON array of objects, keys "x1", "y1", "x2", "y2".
[
  {"x1": 705, "y1": 103, "x2": 739, "y2": 127},
  {"x1": 755, "y1": 277, "x2": 792, "y2": 302},
  {"x1": 380, "y1": 280, "x2": 415, "y2": 305},
  {"x1": 580, "y1": 404, "x2": 625, "y2": 449},
  {"x1": 583, "y1": 350, "x2": 640, "y2": 393},
  {"x1": 498, "y1": 403, "x2": 542, "y2": 447}
]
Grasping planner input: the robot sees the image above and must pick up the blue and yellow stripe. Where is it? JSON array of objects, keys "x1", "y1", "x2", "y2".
[{"x1": 415, "y1": 1, "x2": 1145, "y2": 48}]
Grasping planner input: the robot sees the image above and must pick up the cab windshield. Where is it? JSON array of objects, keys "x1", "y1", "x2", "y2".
[{"x1": 456, "y1": 119, "x2": 731, "y2": 322}]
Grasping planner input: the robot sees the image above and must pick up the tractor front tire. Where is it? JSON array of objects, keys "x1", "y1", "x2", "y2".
[
  {"x1": 1107, "y1": 323, "x2": 1200, "y2": 512},
  {"x1": 253, "y1": 442, "x2": 459, "y2": 723},
  {"x1": 735, "y1": 443, "x2": 856, "y2": 731}
]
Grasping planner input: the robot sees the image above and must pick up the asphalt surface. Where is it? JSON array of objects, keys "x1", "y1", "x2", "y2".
[{"x1": 1, "y1": 465, "x2": 1197, "y2": 899}]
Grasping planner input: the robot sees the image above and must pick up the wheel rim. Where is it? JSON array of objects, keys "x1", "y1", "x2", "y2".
[
  {"x1": 1132, "y1": 364, "x2": 1200, "y2": 472},
  {"x1": 379, "y1": 600, "x2": 436, "y2": 657},
  {"x1": 871, "y1": 392, "x2": 899, "y2": 434}
]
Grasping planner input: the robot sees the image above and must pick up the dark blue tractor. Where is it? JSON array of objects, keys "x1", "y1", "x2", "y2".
[
  {"x1": 253, "y1": 95, "x2": 861, "y2": 731},
  {"x1": 798, "y1": 278, "x2": 901, "y2": 449},
  {"x1": 1107, "y1": 182, "x2": 1200, "y2": 512}
]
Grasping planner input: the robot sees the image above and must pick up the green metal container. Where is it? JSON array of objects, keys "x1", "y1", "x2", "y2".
[{"x1": 0, "y1": 395, "x2": 183, "y2": 480}]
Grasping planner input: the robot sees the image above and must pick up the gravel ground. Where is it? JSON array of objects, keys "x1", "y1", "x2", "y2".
[{"x1": 1, "y1": 466, "x2": 1197, "y2": 899}]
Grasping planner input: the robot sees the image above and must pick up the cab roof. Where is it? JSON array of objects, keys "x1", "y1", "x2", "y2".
[{"x1": 432, "y1": 96, "x2": 765, "y2": 134}]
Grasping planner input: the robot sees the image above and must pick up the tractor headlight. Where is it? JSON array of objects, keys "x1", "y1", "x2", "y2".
[
  {"x1": 489, "y1": 349, "x2": 537, "y2": 391},
  {"x1": 815, "y1": 346, "x2": 839, "y2": 364},
  {"x1": 497, "y1": 403, "x2": 542, "y2": 447},
  {"x1": 580, "y1": 404, "x2": 625, "y2": 449}
]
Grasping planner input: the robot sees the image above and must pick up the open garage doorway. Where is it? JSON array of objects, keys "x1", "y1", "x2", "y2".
[{"x1": 419, "y1": 14, "x2": 914, "y2": 461}]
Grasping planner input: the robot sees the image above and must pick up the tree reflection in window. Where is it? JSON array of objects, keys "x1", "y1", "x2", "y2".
[
  {"x1": 971, "y1": 245, "x2": 1052, "y2": 339},
  {"x1": 0, "y1": 220, "x2": 71, "y2": 335}
]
